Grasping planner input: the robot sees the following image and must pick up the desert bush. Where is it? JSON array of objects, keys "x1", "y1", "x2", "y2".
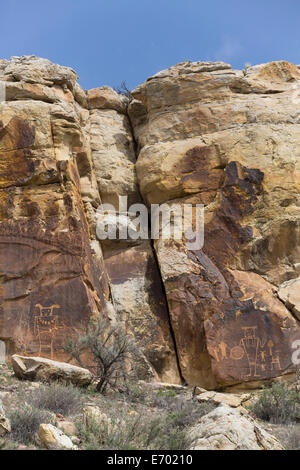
[
  {"x1": 78, "y1": 410, "x2": 193, "y2": 450},
  {"x1": 9, "y1": 405, "x2": 52, "y2": 445},
  {"x1": 166, "y1": 399, "x2": 216, "y2": 429},
  {"x1": 28, "y1": 383, "x2": 82, "y2": 416},
  {"x1": 251, "y1": 381, "x2": 300, "y2": 424},
  {"x1": 281, "y1": 426, "x2": 300, "y2": 450},
  {"x1": 77, "y1": 391, "x2": 214, "y2": 450},
  {"x1": 124, "y1": 382, "x2": 147, "y2": 404},
  {"x1": 65, "y1": 318, "x2": 137, "y2": 394}
]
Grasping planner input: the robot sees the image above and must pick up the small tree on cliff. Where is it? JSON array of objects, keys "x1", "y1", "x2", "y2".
[
  {"x1": 114, "y1": 80, "x2": 133, "y2": 101},
  {"x1": 65, "y1": 317, "x2": 137, "y2": 394}
]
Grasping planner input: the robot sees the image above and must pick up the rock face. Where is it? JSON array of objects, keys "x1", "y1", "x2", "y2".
[
  {"x1": 0, "y1": 56, "x2": 110, "y2": 365},
  {"x1": 278, "y1": 276, "x2": 300, "y2": 320},
  {"x1": 188, "y1": 405, "x2": 283, "y2": 450},
  {"x1": 129, "y1": 60, "x2": 300, "y2": 389},
  {"x1": 11, "y1": 354, "x2": 92, "y2": 386},
  {"x1": 87, "y1": 86, "x2": 180, "y2": 382},
  {"x1": 1, "y1": 55, "x2": 300, "y2": 390}
]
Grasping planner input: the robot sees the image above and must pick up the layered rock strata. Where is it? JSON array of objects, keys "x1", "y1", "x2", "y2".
[{"x1": 1, "y1": 56, "x2": 300, "y2": 389}]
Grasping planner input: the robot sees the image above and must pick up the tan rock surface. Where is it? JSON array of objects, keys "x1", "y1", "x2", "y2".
[
  {"x1": 86, "y1": 86, "x2": 127, "y2": 113},
  {"x1": 89, "y1": 87, "x2": 181, "y2": 383},
  {"x1": 0, "y1": 56, "x2": 110, "y2": 364},
  {"x1": 188, "y1": 405, "x2": 283, "y2": 450},
  {"x1": 130, "y1": 59, "x2": 300, "y2": 388},
  {"x1": 197, "y1": 391, "x2": 250, "y2": 408}
]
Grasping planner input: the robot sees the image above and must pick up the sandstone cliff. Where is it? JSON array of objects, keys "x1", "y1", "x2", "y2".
[{"x1": 0, "y1": 55, "x2": 300, "y2": 390}]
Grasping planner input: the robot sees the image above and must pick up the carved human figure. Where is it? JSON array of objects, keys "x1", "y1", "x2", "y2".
[
  {"x1": 240, "y1": 327, "x2": 263, "y2": 378},
  {"x1": 33, "y1": 304, "x2": 61, "y2": 359}
]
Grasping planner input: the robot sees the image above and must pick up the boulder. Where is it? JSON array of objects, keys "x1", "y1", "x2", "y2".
[
  {"x1": 188, "y1": 405, "x2": 283, "y2": 450},
  {"x1": 83, "y1": 406, "x2": 112, "y2": 432},
  {"x1": 11, "y1": 355, "x2": 92, "y2": 387},
  {"x1": 0, "y1": 399, "x2": 10, "y2": 436},
  {"x1": 36, "y1": 423, "x2": 77, "y2": 450},
  {"x1": 2, "y1": 55, "x2": 78, "y2": 90}
]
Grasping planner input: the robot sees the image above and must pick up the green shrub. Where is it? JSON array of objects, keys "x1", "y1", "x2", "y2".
[{"x1": 251, "y1": 381, "x2": 300, "y2": 424}]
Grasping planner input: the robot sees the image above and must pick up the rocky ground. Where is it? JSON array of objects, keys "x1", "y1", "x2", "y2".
[{"x1": 0, "y1": 360, "x2": 298, "y2": 451}]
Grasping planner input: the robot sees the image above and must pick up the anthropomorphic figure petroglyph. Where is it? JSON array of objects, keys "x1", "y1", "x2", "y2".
[{"x1": 34, "y1": 304, "x2": 61, "y2": 359}]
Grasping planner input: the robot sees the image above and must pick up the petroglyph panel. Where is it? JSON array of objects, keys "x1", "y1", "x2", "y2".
[
  {"x1": 205, "y1": 308, "x2": 297, "y2": 385},
  {"x1": 0, "y1": 231, "x2": 107, "y2": 361}
]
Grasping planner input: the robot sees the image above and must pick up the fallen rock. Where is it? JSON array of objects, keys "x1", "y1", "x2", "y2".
[
  {"x1": 36, "y1": 423, "x2": 77, "y2": 450},
  {"x1": 0, "y1": 399, "x2": 10, "y2": 436},
  {"x1": 140, "y1": 381, "x2": 186, "y2": 392},
  {"x1": 188, "y1": 405, "x2": 283, "y2": 450},
  {"x1": 11, "y1": 355, "x2": 92, "y2": 387},
  {"x1": 197, "y1": 391, "x2": 251, "y2": 408}
]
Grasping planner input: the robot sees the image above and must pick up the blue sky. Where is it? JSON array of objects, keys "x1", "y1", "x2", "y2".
[{"x1": 1, "y1": 0, "x2": 299, "y2": 91}]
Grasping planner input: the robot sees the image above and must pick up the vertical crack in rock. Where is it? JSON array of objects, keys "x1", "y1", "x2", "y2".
[
  {"x1": 147, "y1": 236, "x2": 185, "y2": 384},
  {"x1": 127, "y1": 106, "x2": 184, "y2": 383},
  {"x1": 87, "y1": 86, "x2": 181, "y2": 383}
]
